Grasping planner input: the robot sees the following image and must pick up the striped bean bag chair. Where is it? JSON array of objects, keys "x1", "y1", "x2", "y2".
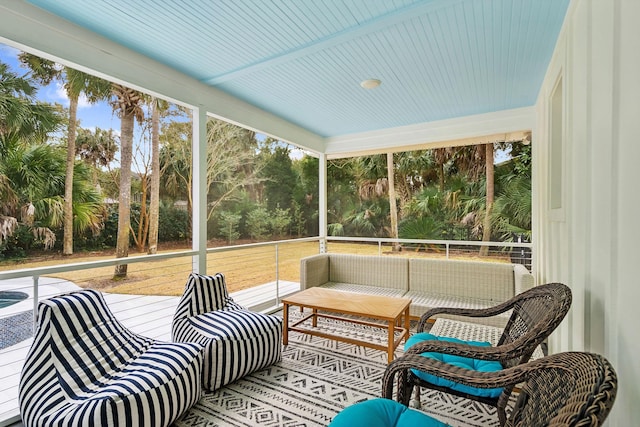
[
  {"x1": 172, "y1": 272, "x2": 283, "y2": 391},
  {"x1": 19, "y1": 289, "x2": 204, "y2": 427}
]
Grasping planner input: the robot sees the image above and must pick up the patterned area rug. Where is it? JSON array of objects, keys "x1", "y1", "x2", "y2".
[{"x1": 174, "y1": 312, "x2": 500, "y2": 427}]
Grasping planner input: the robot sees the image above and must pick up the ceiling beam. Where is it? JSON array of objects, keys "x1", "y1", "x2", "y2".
[{"x1": 324, "y1": 107, "x2": 535, "y2": 158}]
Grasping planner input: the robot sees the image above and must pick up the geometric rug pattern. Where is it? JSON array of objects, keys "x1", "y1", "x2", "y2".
[{"x1": 174, "y1": 311, "x2": 500, "y2": 427}]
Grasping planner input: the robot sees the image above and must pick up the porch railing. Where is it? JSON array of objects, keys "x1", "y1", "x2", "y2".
[{"x1": 325, "y1": 236, "x2": 532, "y2": 266}]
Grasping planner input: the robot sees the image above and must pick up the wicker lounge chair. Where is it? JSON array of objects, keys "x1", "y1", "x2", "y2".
[
  {"x1": 329, "y1": 351, "x2": 617, "y2": 426},
  {"x1": 172, "y1": 272, "x2": 283, "y2": 391},
  {"x1": 19, "y1": 290, "x2": 204, "y2": 427},
  {"x1": 401, "y1": 282, "x2": 572, "y2": 425}
]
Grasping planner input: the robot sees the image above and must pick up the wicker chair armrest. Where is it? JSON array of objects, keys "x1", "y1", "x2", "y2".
[
  {"x1": 417, "y1": 299, "x2": 517, "y2": 331},
  {"x1": 404, "y1": 337, "x2": 528, "y2": 362},
  {"x1": 383, "y1": 354, "x2": 529, "y2": 399}
]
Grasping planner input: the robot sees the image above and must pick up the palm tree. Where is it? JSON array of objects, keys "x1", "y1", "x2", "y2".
[
  {"x1": 18, "y1": 53, "x2": 111, "y2": 255},
  {"x1": 159, "y1": 121, "x2": 192, "y2": 211},
  {"x1": 148, "y1": 97, "x2": 161, "y2": 254},
  {"x1": 432, "y1": 147, "x2": 453, "y2": 191},
  {"x1": 75, "y1": 127, "x2": 119, "y2": 185},
  {"x1": 492, "y1": 173, "x2": 532, "y2": 239},
  {"x1": 452, "y1": 141, "x2": 532, "y2": 246},
  {"x1": 491, "y1": 144, "x2": 532, "y2": 240},
  {"x1": 0, "y1": 61, "x2": 63, "y2": 243},
  {"x1": 479, "y1": 143, "x2": 494, "y2": 256},
  {"x1": 1, "y1": 140, "x2": 103, "y2": 249},
  {"x1": 110, "y1": 84, "x2": 144, "y2": 278},
  {"x1": 443, "y1": 144, "x2": 492, "y2": 255},
  {"x1": 0, "y1": 62, "x2": 59, "y2": 150}
]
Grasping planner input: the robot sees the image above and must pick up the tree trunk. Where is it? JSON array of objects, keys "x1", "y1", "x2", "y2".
[
  {"x1": 387, "y1": 152, "x2": 400, "y2": 252},
  {"x1": 114, "y1": 112, "x2": 134, "y2": 277},
  {"x1": 480, "y1": 143, "x2": 494, "y2": 257},
  {"x1": 148, "y1": 99, "x2": 160, "y2": 254},
  {"x1": 62, "y1": 96, "x2": 78, "y2": 256},
  {"x1": 135, "y1": 175, "x2": 149, "y2": 252}
]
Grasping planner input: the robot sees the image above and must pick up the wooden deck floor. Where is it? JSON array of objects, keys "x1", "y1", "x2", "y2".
[{"x1": 0, "y1": 280, "x2": 300, "y2": 426}]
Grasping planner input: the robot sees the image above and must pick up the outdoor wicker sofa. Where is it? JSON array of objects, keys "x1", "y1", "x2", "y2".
[
  {"x1": 330, "y1": 351, "x2": 617, "y2": 427},
  {"x1": 300, "y1": 253, "x2": 535, "y2": 327}
]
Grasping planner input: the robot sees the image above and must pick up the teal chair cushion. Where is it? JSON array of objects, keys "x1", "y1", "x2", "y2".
[
  {"x1": 329, "y1": 398, "x2": 448, "y2": 427},
  {"x1": 405, "y1": 333, "x2": 504, "y2": 398}
]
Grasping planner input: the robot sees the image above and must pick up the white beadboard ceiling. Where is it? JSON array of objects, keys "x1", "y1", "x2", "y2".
[{"x1": 26, "y1": 0, "x2": 569, "y2": 139}]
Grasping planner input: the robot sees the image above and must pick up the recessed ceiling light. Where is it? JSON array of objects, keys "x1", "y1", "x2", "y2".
[{"x1": 360, "y1": 79, "x2": 381, "y2": 89}]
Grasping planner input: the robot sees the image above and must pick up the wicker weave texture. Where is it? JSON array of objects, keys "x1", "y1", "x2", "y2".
[
  {"x1": 429, "y1": 318, "x2": 545, "y2": 359},
  {"x1": 328, "y1": 254, "x2": 409, "y2": 290},
  {"x1": 409, "y1": 258, "x2": 515, "y2": 302},
  {"x1": 383, "y1": 351, "x2": 616, "y2": 427},
  {"x1": 316, "y1": 282, "x2": 408, "y2": 298},
  {"x1": 299, "y1": 254, "x2": 535, "y2": 328},
  {"x1": 406, "y1": 282, "x2": 573, "y2": 425}
]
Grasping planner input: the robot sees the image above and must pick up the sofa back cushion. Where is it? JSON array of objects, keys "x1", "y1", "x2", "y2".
[
  {"x1": 409, "y1": 259, "x2": 515, "y2": 302},
  {"x1": 329, "y1": 254, "x2": 409, "y2": 290}
]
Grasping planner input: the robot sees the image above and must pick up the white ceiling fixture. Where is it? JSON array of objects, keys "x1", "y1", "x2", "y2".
[{"x1": 360, "y1": 79, "x2": 382, "y2": 90}]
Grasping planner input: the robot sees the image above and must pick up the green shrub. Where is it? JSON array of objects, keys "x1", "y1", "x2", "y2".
[
  {"x1": 158, "y1": 203, "x2": 190, "y2": 242},
  {"x1": 246, "y1": 207, "x2": 270, "y2": 240},
  {"x1": 74, "y1": 205, "x2": 118, "y2": 250},
  {"x1": 0, "y1": 224, "x2": 33, "y2": 259},
  {"x1": 217, "y1": 211, "x2": 241, "y2": 244},
  {"x1": 270, "y1": 206, "x2": 291, "y2": 237},
  {"x1": 291, "y1": 201, "x2": 306, "y2": 237}
]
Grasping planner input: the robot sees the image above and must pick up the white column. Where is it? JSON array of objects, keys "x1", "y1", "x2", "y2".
[
  {"x1": 192, "y1": 107, "x2": 208, "y2": 272},
  {"x1": 319, "y1": 153, "x2": 327, "y2": 253}
]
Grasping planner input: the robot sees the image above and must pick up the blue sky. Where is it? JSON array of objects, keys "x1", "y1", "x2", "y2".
[
  {"x1": 1, "y1": 42, "x2": 310, "y2": 162},
  {"x1": 1, "y1": 43, "x2": 122, "y2": 136}
]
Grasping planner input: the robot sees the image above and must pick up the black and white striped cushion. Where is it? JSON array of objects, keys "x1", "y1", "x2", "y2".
[
  {"x1": 186, "y1": 272, "x2": 234, "y2": 314},
  {"x1": 19, "y1": 289, "x2": 204, "y2": 427},
  {"x1": 172, "y1": 273, "x2": 283, "y2": 390}
]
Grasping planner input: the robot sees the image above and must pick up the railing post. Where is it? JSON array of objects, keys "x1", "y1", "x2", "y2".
[
  {"x1": 275, "y1": 243, "x2": 280, "y2": 304},
  {"x1": 192, "y1": 107, "x2": 208, "y2": 274},
  {"x1": 378, "y1": 240, "x2": 382, "y2": 255},
  {"x1": 446, "y1": 243, "x2": 450, "y2": 259},
  {"x1": 32, "y1": 275, "x2": 39, "y2": 333}
]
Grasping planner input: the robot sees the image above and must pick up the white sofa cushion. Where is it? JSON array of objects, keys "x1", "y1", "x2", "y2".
[
  {"x1": 328, "y1": 254, "x2": 409, "y2": 291},
  {"x1": 409, "y1": 258, "x2": 516, "y2": 302},
  {"x1": 317, "y1": 282, "x2": 408, "y2": 299}
]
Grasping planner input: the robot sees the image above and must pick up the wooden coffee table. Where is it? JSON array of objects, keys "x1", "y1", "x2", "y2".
[{"x1": 282, "y1": 287, "x2": 411, "y2": 363}]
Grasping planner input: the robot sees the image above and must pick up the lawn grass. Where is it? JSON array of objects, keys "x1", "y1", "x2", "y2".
[
  {"x1": 0, "y1": 240, "x2": 510, "y2": 296},
  {"x1": 0, "y1": 241, "x2": 322, "y2": 295}
]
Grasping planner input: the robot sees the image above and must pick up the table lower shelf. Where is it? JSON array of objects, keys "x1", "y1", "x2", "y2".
[{"x1": 285, "y1": 311, "x2": 408, "y2": 362}]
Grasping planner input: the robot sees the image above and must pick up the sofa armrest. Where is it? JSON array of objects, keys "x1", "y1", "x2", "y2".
[
  {"x1": 300, "y1": 254, "x2": 330, "y2": 289},
  {"x1": 513, "y1": 264, "x2": 535, "y2": 294}
]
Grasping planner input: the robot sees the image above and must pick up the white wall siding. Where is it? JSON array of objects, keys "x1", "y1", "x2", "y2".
[
  {"x1": 535, "y1": 0, "x2": 640, "y2": 425},
  {"x1": 613, "y1": 0, "x2": 640, "y2": 424}
]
